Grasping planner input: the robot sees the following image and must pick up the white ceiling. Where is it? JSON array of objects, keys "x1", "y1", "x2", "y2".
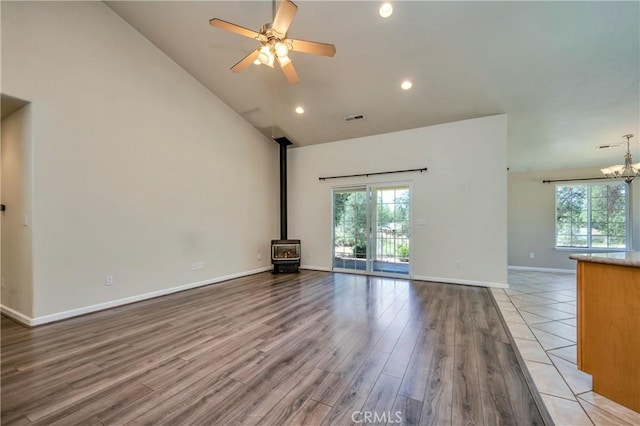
[{"x1": 106, "y1": 1, "x2": 639, "y2": 172}]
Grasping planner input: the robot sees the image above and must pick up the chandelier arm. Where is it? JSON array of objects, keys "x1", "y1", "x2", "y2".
[{"x1": 601, "y1": 134, "x2": 639, "y2": 184}]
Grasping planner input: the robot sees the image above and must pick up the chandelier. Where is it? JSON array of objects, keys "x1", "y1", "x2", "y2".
[{"x1": 601, "y1": 134, "x2": 640, "y2": 184}]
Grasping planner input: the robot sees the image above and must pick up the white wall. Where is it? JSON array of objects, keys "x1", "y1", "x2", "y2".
[
  {"x1": 1, "y1": 1, "x2": 279, "y2": 320},
  {"x1": 1, "y1": 106, "x2": 34, "y2": 317},
  {"x1": 509, "y1": 167, "x2": 640, "y2": 270},
  {"x1": 288, "y1": 115, "x2": 508, "y2": 287}
]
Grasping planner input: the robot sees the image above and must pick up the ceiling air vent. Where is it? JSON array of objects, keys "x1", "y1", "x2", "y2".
[{"x1": 344, "y1": 114, "x2": 366, "y2": 122}]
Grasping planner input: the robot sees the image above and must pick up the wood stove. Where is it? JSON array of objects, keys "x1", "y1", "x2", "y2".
[
  {"x1": 271, "y1": 136, "x2": 301, "y2": 273},
  {"x1": 271, "y1": 239, "x2": 301, "y2": 273}
]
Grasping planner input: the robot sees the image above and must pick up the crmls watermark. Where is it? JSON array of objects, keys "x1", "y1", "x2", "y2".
[{"x1": 351, "y1": 411, "x2": 403, "y2": 424}]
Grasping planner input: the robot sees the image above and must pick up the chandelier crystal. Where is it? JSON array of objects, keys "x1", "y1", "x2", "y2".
[{"x1": 601, "y1": 134, "x2": 640, "y2": 184}]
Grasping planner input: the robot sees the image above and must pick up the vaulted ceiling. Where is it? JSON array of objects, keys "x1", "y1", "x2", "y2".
[{"x1": 106, "y1": 1, "x2": 639, "y2": 172}]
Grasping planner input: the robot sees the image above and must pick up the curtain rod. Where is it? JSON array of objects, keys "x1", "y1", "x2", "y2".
[
  {"x1": 542, "y1": 177, "x2": 616, "y2": 184},
  {"x1": 319, "y1": 167, "x2": 427, "y2": 181}
]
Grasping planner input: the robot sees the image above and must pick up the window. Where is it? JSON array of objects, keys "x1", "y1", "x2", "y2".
[{"x1": 555, "y1": 182, "x2": 629, "y2": 249}]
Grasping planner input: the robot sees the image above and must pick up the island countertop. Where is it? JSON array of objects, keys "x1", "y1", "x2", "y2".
[{"x1": 569, "y1": 251, "x2": 640, "y2": 268}]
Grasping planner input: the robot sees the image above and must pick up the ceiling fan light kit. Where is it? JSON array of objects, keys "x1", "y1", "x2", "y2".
[
  {"x1": 379, "y1": 2, "x2": 394, "y2": 18},
  {"x1": 258, "y1": 45, "x2": 275, "y2": 67},
  {"x1": 601, "y1": 134, "x2": 640, "y2": 184},
  {"x1": 209, "y1": 0, "x2": 336, "y2": 84},
  {"x1": 275, "y1": 41, "x2": 289, "y2": 58}
]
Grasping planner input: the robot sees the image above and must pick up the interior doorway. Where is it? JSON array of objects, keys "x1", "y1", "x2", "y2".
[
  {"x1": 332, "y1": 183, "x2": 411, "y2": 276},
  {"x1": 1, "y1": 95, "x2": 32, "y2": 317}
]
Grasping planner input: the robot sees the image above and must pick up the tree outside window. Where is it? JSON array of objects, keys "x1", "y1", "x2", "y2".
[
  {"x1": 556, "y1": 183, "x2": 628, "y2": 249},
  {"x1": 334, "y1": 188, "x2": 410, "y2": 259}
]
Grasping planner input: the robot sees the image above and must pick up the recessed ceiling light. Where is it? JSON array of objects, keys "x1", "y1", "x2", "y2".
[
  {"x1": 295, "y1": 106, "x2": 304, "y2": 114},
  {"x1": 379, "y1": 2, "x2": 393, "y2": 18},
  {"x1": 401, "y1": 80, "x2": 412, "y2": 90}
]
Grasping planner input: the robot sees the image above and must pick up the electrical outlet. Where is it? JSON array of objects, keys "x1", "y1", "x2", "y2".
[
  {"x1": 257, "y1": 253, "x2": 262, "y2": 261},
  {"x1": 105, "y1": 275, "x2": 114, "y2": 286},
  {"x1": 191, "y1": 261, "x2": 204, "y2": 271},
  {"x1": 455, "y1": 260, "x2": 461, "y2": 269},
  {"x1": 529, "y1": 252, "x2": 535, "y2": 259}
]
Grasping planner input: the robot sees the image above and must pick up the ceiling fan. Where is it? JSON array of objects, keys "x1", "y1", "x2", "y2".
[{"x1": 209, "y1": 0, "x2": 336, "y2": 84}]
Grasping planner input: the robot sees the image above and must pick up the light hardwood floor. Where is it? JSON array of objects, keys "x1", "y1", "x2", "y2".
[{"x1": 1, "y1": 270, "x2": 543, "y2": 425}]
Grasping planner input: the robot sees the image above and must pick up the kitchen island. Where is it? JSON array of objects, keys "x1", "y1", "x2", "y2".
[{"x1": 569, "y1": 252, "x2": 640, "y2": 413}]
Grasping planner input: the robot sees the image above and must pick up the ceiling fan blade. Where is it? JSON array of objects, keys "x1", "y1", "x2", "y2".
[
  {"x1": 272, "y1": 0, "x2": 298, "y2": 35},
  {"x1": 231, "y1": 49, "x2": 260, "y2": 73},
  {"x1": 278, "y1": 57, "x2": 300, "y2": 84},
  {"x1": 289, "y1": 39, "x2": 336, "y2": 57},
  {"x1": 209, "y1": 18, "x2": 259, "y2": 39}
]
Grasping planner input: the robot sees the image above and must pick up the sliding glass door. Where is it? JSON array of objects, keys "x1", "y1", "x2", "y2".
[
  {"x1": 371, "y1": 186, "x2": 410, "y2": 274},
  {"x1": 332, "y1": 184, "x2": 410, "y2": 276},
  {"x1": 333, "y1": 187, "x2": 368, "y2": 271}
]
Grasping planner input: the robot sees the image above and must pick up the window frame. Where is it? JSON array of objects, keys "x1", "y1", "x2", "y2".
[{"x1": 554, "y1": 181, "x2": 630, "y2": 251}]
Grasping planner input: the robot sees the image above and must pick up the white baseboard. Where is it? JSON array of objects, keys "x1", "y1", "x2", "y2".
[
  {"x1": 508, "y1": 265, "x2": 575, "y2": 274},
  {"x1": 300, "y1": 267, "x2": 508, "y2": 288},
  {"x1": 413, "y1": 275, "x2": 509, "y2": 289},
  {"x1": 299, "y1": 265, "x2": 332, "y2": 272},
  {"x1": 0, "y1": 305, "x2": 33, "y2": 326},
  {"x1": 3, "y1": 266, "x2": 513, "y2": 327},
  {"x1": 1, "y1": 266, "x2": 273, "y2": 327}
]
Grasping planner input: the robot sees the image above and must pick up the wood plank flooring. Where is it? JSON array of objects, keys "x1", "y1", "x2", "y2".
[{"x1": 1, "y1": 270, "x2": 544, "y2": 425}]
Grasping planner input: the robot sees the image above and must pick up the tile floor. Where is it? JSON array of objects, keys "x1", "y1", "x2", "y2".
[{"x1": 492, "y1": 270, "x2": 640, "y2": 425}]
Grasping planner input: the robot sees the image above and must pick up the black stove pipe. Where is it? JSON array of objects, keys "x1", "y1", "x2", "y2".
[{"x1": 274, "y1": 137, "x2": 292, "y2": 241}]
